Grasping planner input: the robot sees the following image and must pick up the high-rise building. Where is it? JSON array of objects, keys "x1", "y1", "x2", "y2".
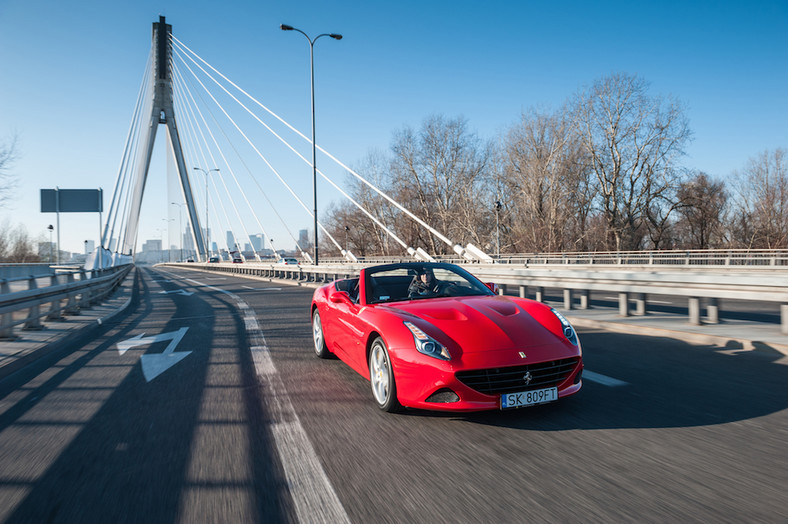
[
  {"x1": 142, "y1": 239, "x2": 162, "y2": 252},
  {"x1": 298, "y1": 229, "x2": 309, "y2": 251},
  {"x1": 251, "y1": 233, "x2": 264, "y2": 251},
  {"x1": 227, "y1": 231, "x2": 236, "y2": 251}
]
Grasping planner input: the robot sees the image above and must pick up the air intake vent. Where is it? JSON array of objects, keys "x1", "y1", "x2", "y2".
[{"x1": 456, "y1": 357, "x2": 580, "y2": 395}]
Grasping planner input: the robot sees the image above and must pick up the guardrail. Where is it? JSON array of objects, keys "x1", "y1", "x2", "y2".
[
  {"x1": 0, "y1": 264, "x2": 133, "y2": 339},
  {"x1": 318, "y1": 248, "x2": 788, "y2": 268},
  {"x1": 165, "y1": 259, "x2": 788, "y2": 335}
]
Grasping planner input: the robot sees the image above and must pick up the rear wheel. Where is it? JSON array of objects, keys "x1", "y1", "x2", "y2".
[
  {"x1": 312, "y1": 309, "x2": 330, "y2": 358},
  {"x1": 369, "y1": 337, "x2": 401, "y2": 412}
]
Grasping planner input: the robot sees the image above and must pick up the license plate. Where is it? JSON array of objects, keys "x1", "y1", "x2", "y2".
[{"x1": 501, "y1": 387, "x2": 558, "y2": 409}]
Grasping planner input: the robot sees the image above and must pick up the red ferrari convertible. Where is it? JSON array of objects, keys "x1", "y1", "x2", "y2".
[{"x1": 310, "y1": 262, "x2": 583, "y2": 412}]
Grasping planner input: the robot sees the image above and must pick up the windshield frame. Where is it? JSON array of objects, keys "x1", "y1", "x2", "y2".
[{"x1": 363, "y1": 262, "x2": 495, "y2": 305}]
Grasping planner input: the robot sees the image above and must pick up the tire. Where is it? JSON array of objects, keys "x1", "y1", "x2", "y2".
[
  {"x1": 312, "y1": 309, "x2": 330, "y2": 358},
  {"x1": 369, "y1": 337, "x2": 401, "y2": 412}
]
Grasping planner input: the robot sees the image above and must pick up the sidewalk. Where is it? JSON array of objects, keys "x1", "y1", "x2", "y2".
[
  {"x1": 0, "y1": 268, "x2": 136, "y2": 380},
  {"x1": 560, "y1": 305, "x2": 788, "y2": 356},
  {"x1": 1, "y1": 267, "x2": 786, "y2": 382}
]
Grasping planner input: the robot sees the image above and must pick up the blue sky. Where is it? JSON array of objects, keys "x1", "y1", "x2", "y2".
[{"x1": 1, "y1": 0, "x2": 786, "y2": 254}]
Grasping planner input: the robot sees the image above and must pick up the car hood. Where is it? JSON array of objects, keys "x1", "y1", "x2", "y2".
[{"x1": 380, "y1": 296, "x2": 560, "y2": 353}]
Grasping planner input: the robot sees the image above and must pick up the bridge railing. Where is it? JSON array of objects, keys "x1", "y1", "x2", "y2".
[
  {"x1": 0, "y1": 264, "x2": 133, "y2": 339},
  {"x1": 320, "y1": 248, "x2": 788, "y2": 268},
  {"x1": 165, "y1": 256, "x2": 788, "y2": 335}
]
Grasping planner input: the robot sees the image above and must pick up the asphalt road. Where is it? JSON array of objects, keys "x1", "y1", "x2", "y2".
[{"x1": 0, "y1": 266, "x2": 786, "y2": 522}]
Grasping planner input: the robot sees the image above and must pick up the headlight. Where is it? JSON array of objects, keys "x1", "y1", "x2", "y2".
[
  {"x1": 550, "y1": 308, "x2": 579, "y2": 346},
  {"x1": 404, "y1": 322, "x2": 451, "y2": 360}
]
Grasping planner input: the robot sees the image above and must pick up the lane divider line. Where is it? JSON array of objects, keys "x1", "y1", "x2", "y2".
[
  {"x1": 159, "y1": 270, "x2": 350, "y2": 523},
  {"x1": 583, "y1": 370, "x2": 629, "y2": 387}
]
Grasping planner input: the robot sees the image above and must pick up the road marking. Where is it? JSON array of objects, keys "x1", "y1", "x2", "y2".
[
  {"x1": 166, "y1": 272, "x2": 350, "y2": 523},
  {"x1": 158, "y1": 289, "x2": 194, "y2": 296},
  {"x1": 116, "y1": 327, "x2": 191, "y2": 382},
  {"x1": 584, "y1": 370, "x2": 629, "y2": 387},
  {"x1": 242, "y1": 286, "x2": 283, "y2": 291}
]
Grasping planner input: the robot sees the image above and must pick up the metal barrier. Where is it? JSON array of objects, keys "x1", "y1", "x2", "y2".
[
  {"x1": 320, "y1": 248, "x2": 788, "y2": 268},
  {"x1": 0, "y1": 264, "x2": 133, "y2": 339},
  {"x1": 165, "y1": 258, "x2": 788, "y2": 335}
]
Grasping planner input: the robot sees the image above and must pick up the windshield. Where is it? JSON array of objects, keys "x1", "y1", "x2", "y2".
[{"x1": 365, "y1": 263, "x2": 494, "y2": 304}]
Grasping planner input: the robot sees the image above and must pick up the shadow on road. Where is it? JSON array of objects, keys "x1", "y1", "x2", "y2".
[{"x1": 451, "y1": 329, "x2": 788, "y2": 430}]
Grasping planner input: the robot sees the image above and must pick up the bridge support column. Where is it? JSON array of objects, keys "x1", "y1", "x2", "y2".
[
  {"x1": 706, "y1": 298, "x2": 719, "y2": 324},
  {"x1": 781, "y1": 304, "x2": 788, "y2": 335},
  {"x1": 563, "y1": 289, "x2": 573, "y2": 310},
  {"x1": 579, "y1": 290, "x2": 589, "y2": 309},
  {"x1": 618, "y1": 293, "x2": 629, "y2": 317},
  {"x1": 634, "y1": 293, "x2": 647, "y2": 316},
  {"x1": 535, "y1": 287, "x2": 544, "y2": 302},
  {"x1": 498, "y1": 284, "x2": 507, "y2": 296},
  {"x1": 519, "y1": 285, "x2": 526, "y2": 298},
  {"x1": 688, "y1": 297, "x2": 701, "y2": 325}
]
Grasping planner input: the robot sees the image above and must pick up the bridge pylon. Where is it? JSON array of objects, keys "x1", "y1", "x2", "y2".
[{"x1": 122, "y1": 16, "x2": 207, "y2": 261}]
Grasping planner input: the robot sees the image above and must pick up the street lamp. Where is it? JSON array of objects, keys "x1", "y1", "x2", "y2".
[
  {"x1": 47, "y1": 225, "x2": 54, "y2": 264},
  {"x1": 162, "y1": 218, "x2": 175, "y2": 262},
  {"x1": 171, "y1": 202, "x2": 186, "y2": 261},
  {"x1": 280, "y1": 23, "x2": 342, "y2": 265},
  {"x1": 193, "y1": 167, "x2": 219, "y2": 259},
  {"x1": 494, "y1": 200, "x2": 502, "y2": 258}
]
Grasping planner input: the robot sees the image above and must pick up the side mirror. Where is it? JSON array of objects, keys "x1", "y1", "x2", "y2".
[
  {"x1": 330, "y1": 291, "x2": 351, "y2": 304},
  {"x1": 485, "y1": 282, "x2": 499, "y2": 294}
]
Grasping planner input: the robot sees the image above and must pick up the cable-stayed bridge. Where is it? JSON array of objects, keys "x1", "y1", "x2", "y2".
[
  {"x1": 94, "y1": 16, "x2": 490, "y2": 270},
  {"x1": 0, "y1": 19, "x2": 786, "y2": 523}
]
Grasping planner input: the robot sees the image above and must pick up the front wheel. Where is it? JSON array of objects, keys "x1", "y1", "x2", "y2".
[
  {"x1": 312, "y1": 309, "x2": 330, "y2": 358},
  {"x1": 369, "y1": 337, "x2": 401, "y2": 412}
]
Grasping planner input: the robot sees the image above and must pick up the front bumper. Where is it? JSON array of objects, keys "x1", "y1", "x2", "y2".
[{"x1": 392, "y1": 348, "x2": 583, "y2": 412}]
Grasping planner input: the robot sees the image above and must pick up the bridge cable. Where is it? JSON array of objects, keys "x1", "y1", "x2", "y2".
[
  {"x1": 173, "y1": 64, "x2": 265, "y2": 261},
  {"x1": 173, "y1": 66, "x2": 289, "y2": 258},
  {"x1": 106, "y1": 49, "x2": 153, "y2": 255},
  {"x1": 171, "y1": 35, "x2": 464, "y2": 258},
  {"x1": 171, "y1": 42, "x2": 346, "y2": 255}
]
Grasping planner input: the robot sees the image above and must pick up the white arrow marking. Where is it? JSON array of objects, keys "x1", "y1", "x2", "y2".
[
  {"x1": 116, "y1": 327, "x2": 191, "y2": 382},
  {"x1": 158, "y1": 289, "x2": 194, "y2": 296},
  {"x1": 242, "y1": 286, "x2": 282, "y2": 291},
  {"x1": 117, "y1": 333, "x2": 146, "y2": 355},
  {"x1": 151, "y1": 279, "x2": 172, "y2": 283}
]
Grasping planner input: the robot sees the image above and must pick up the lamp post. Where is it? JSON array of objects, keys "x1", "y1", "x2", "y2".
[
  {"x1": 193, "y1": 167, "x2": 219, "y2": 260},
  {"x1": 280, "y1": 23, "x2": 342, "y2": 266},
  {"x1": 162, "y1": 218, "x2": 175, "y2": 262},
  {"x1": 494, "y1": 200, "x2": 502, "y2": 258},
  {"x1": 47, "y1": 225, "x2": 54, "y2": 264},
  {"x1": 171, "y1": 202, "x2": 186, "y2": 261}
]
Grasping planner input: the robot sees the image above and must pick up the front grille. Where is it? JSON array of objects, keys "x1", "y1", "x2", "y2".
[{"x1": 456, "y1": 357, "x2": 580, "y2": 395}]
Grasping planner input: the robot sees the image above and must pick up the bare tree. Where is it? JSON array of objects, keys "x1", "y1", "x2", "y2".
[
  {"x1": 389, "y1": 115, "x2": 492, "y2": 255},
  {"x1": 0, "y1": 220, "x2": 40, "y2": 262},
  {"x1": 500, "y1": 107, "x2": 593, "y2": 252},
  {"x1": 731, "y1": 148, "x2": 788, "y2": 248},
  {"x1": 673, "y1": 172, "x2": 727, "y2": 248},
  {"x1": 0, "y1": 134, "x2": 19, "y2": 208},
  {"x1": 572, "y1": 74, "x2": 691, "y2": 250}
]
